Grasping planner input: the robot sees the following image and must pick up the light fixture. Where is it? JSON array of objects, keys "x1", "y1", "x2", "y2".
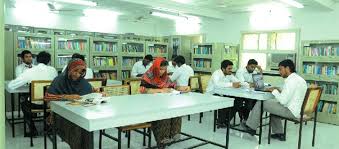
[
  {"x1": 279, "y1": 0, "x2": 304, "y2": 8},
  {"x1": 150, "y1": 11, "x2": 188, "y2": 21},
  {"x1": 55, "y1": 0, "x2": 97, "y2": 7},
  {"x1": 171, "y1": 0, "x2": 192, "y2": 4}
]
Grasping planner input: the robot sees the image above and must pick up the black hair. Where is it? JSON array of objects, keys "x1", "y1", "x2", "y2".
[
  {"x1": 171, "y1": 55, "x2": 177, "y2": 60},
  {"x1": 72, "y1": 53, "x2": 85, "y2": 61},
  {"x1": 173, "y1": 55, "x2": 185, "y2": 65},
  {"x1": 36, "y1": 51, "x2": 51, "y2": 65},
  {"x1": 278, "y1": 59, "x2": 296, "y2": 73},
  {"x1": 247, "y1": 59, "x2": 258, "y2": 65},
  {"x1": 160, "y1": 60, "x2": 169, "y2": 67},
  {"x1": 21, "y1": 50, "x2": 32, "y2": 59},
  {"x1": 144, "y1": 54, "x2": 153, "y2": 61},
  {"x1": 221, "y1": 60, "x2": 233, "y2": 69}
]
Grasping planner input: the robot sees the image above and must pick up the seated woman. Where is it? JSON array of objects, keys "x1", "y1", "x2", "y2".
[
  {"x1": 140, "y1": 57, "x2": 190, "y2": 148},
  {"x1": 45, "y1": 59, "x2": 95, "y2": 149}
]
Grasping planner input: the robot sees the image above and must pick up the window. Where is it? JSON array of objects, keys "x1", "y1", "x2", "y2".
[{"x1": 240, "y1": 53, "x2": 267, "y2": 70}]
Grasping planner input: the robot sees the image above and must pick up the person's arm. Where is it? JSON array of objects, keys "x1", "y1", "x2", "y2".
[
  {"x1": 62, "y1": 65, "x2": 67, "y2": 73},
  {"x1": 131, "y1": 63, "x2": 138, "y2": 78},
  {"x1": 235, "y1": 70, "x2": 245, "y2": 83},
  {"x1": 15, "y1": 66, "x2": 22, "y2": 78},
  {"x1": 44, "y1": 92, "x2": 81, "y2": 101},
  {"x1": 271, "y1": 82, "x2": 294, "y2": 105},
  {"x1": 169, "y1": 70, "x2": 180, "y2": 82},
  {"x1": 257, "y1": 65, "x2": 263, "y2": 74},
  {"x1": 8, "y1": 72, "x2": 30, "y2": 90},
  {"x1": 85, "y1": 68, "x2": 94, "y2": 79},
  {"x1": 213, "y1": 74, "x2": 233, "y2": 88}
]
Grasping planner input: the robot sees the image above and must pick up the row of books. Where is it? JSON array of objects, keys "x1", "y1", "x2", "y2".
[
  {"x1": 57, "y1": 56, "x2": 72, "y2": 66},
  {"x1": 148, "y1": 46, "x2": 167, "y2": 54},
  {"x1": 303, "y1": 46, "x2": 339, "y2": 56},
  {"x1": 94, "y1": 42, "x2": 118, "y2": 52},
  {"x1": 307, "y1": 81, "x2": 338, "y2": 95},
  {"x1": 94, "y1": 72, "x2": 117, "y2": 80},
  {"x1": 57, "y1": 40, "x2": 87, "y2": 51},
  {"x1": 122, "y1": 71, "x2": 130, "y2": 80},
  {"x1": 303, "y1": 64, "x2": 339, "y2": 76},
  {"x1": 193, "y1": 46, "x2": 212, "y2": 55},
  {"x1": 317, "y1": 101, "x2": 337, "y2": 114},
  {"x1": 17, "y1": 37, "x2": 52, "y2": 49},
  {"x1": 122, "y1": 57, "x2": 143, "y2": 67},
  {"x1": 193, "y1": 59, "x2": 212, "y2": 68},
  {"x1": 224, "y1": 47, "x2": 237, "y2": 55},
  {"x1": 122, "y1": 43, "x2": 144, "y2": 53},
  {"x1": 93, "y1": 57, "x2": 118, "y2": 67}
]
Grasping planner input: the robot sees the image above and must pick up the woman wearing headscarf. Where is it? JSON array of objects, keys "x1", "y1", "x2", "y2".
[
  {"x1": 140, "y1": 57, "x2": 190, "y2": 148},
  {"x1": 45, "y1": 59, "x2": 94, "y2": 149}
]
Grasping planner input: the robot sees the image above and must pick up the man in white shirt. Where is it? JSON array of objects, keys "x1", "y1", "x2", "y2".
[
  {"x1": 15, "y1": 50, "x2": 35, "y2": 77},
  {"x1": 244, "y1": 59, "x2": 307, "y2": 141},
  {"x1": 9, "y1": 51, "x2": 58, "y2": 90},
  {"x1": 206, "y1": 60, "x2": 241, "y2": 126},
  {"x1": 167, "y1": 55, "x2": 178, "y2": 75},
  {"x1": 61, "y1": 53, "x2": 93, "y2": 79},
  {"x1": 131, "y1": 55, "x2": 153, "y2": 78},
  {"x1": 170, "y1": 55, "x2": 194, "y2": 86},
  {"x1": 235, "y1": 59, "x2": 263, "y2": 123}
]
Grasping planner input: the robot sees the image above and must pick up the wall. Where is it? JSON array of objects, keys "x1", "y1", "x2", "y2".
[{"x1": 0, "y1": 0, "x2": 6, "y2": 148}]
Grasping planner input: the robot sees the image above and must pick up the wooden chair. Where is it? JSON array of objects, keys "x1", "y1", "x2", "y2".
[
  {"x1": 123, "y1": 78, "x2": 142, "y2": 95},
  {"x1": 87, "y1": 78, "x2": 106, "y2": 89},
  {"x1": 268, "y1": 87, "x2": 323, "y2": 149},
  {"x1": 24, "y1": 80, "x2": 52, "y2": 147},
  {"x1": 199, "y1": 75, "x2": 211, "y2": 94},
  {"x1": 99, "y1": 85, "x2": 152, "y2": 149}
]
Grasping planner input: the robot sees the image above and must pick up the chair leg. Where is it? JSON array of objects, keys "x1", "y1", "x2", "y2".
[
  {"x1": 24, "y1": 115, "x2": 27, "y2": 137},
  {"x1": 30, "y1": 115, "x2": 34, "y2": 147},
  {"x1": 44, "y1": 116, "x2": 47, "y2": 149},
  {"x1": 213, "y1": 110, "x2": 217, "y2": 132},
  {"x1": 312, "y1": 112, "x2": 318, "y2": 147},
  {"x1": 284, "y1": 120, "x2": 287, "y2": 140},
  {"x1": 99, "y1": 130, "x2": 102, "y2": 149},
  {"x1": 148, "y1": 128, "x2": 152, "y2": 148},
  {"x1": 268, "y1": 116, "x2": 272, "y2": 144},
  {"x1": 298, "y1": 117, "x2": 303, "y2": 149},
  {"x1": 118, "y1": 129, "x2": 122, "y2": 149},
  {"x1": 188, "y1": 115, "x2": 190, "y2": 121},
  {"x1": 127, "y1": 130, "x2": 131, "y2": 148},
  {"x1": 199, "y1": 112, "x2": 203, "y2": 123},
  {"x1": 143, "y1": 128, "x2": 146, "y2": 146}
]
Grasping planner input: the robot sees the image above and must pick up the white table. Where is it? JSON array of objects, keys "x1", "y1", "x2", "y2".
[
  {"x1": 50, "y1": 92, "x2": 234, "y2": 149},
  {"x1": 213, "y1": 87, "x2": 274, "y2": 144},
  {"x1": 5, "y1": 81, "x2": 30, "y2": 137}
]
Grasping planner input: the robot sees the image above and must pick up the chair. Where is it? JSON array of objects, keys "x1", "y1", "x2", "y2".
[
  {"x1": 99, "y1": 85, "x2": 152, "y2": 149},
  {"x1": 87, "y1": 78, "x2": 107, "y2": 89},
  {"x1": 268, "y1": 87, "x2": 323, "y2": 149},
  {"x1": 123, "y1": 78, "x2": 142, "y2": 95},
  {"x1": 24, "y1": 80, "x2": 52, "y2": 147}
]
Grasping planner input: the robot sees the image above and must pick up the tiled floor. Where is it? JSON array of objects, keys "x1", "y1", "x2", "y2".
[{"x1": 6, "y1": 112, "x2": 339, "y2": 149}]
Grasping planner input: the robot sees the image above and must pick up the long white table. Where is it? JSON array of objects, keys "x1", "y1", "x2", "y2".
[
  {"x1": 5, "y1": 81, "x2": 30, "y2": 137},
  {"x1": 213, "y1": 87, "x2": 274, "y2": 144},
  {"x1": 50, "y1": 92, "x2": 234, "y2": 149}
]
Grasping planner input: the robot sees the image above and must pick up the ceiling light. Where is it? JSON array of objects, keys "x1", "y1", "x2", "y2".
[
  {"x1": 150, "y1": 11, "x2": 188, "y2": 21},
  {"x1": 55, "y1": 0, "x2": 97, "y2": 7},
  {"x1": 171, "y1": 0, "x2": 192, "y2": 4},
  {"x1": 279, "y1": 0, "x2": 304, "y2": 8}
]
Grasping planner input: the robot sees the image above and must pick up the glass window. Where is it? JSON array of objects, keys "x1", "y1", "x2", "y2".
[
  {"x1": 240, "y1": 53, "x2": 267, "y2": 70},
  {"x1": 259, "y1": 33, "x2": 268, "y2": 50},
  {"x1": 276, "y1": 32, "x2": 296, "y2": 50},
  {"x1": 243, "y1": 34, "x2": 258, "y2": 50}
]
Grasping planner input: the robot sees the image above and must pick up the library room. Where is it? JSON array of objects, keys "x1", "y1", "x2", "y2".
[{"x1": 1, "y1": 0, "x2": 339, "y2": 149}]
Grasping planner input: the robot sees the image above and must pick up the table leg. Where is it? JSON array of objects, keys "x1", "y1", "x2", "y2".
[
  {"x1": 11, "y1": 93, "x2": 15, "y2": 137},
  {"x1": 259, "y1": 101, "x2": 263, "y2": 144},
  {"x1": 226, "y1": 108, "x2": 230, "y2": 149},
  {"x1": 18, "y1": 93, "x2": 21, "y2": 118}
]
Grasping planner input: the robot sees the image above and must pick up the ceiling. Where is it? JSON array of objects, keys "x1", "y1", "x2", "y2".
[{"x1": 6, "y1": 0, "x2": 339, "y2": 22}]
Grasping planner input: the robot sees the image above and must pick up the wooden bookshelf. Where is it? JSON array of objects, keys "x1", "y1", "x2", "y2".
[
  {"x1": 90, "y1": 37, "x2": 120, "y2": 80},
  {"x1": 300, "y1": 40, "x2": 339, "y2": 125},
  {"x1": 14, "y1": 32, "x2": 55, "y2": 67},
  {"x1": 120, "y1": 40, "x2": 145, "y2": 79},
  {"x1": 54, "y1": 35, "x2": 90, "y2": 70},
  {"x1": 145, "y1": 42, "x2": 168, "y2": 59}
]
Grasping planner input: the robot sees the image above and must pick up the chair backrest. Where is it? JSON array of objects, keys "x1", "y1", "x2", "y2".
[
  {"x1": 30, "y1": 80, "x2": 52, "y2": 102},
  {"x1": 189, "y1": 75, "x2": 201, "y2": 92},
  {"x1": 301, "y1": 87, "x2": 323, "y2": 116},
  {"x1": 101, "y1": 85, "x2": 130, "y2": 96},
  {"x1": 123, "y1": 78, "x2": 142, "y2": 95},
  {"x1": 199, "y1": 75, "x2": 211, "y2": 93},
  {"x1": 87, "y1": 78, "x2": 106, "y2": 89}
]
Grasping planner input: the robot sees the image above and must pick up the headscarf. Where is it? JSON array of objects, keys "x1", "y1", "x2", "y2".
[
  {"x1": 47, "y1": 59, "x2": 92, "y2": 96},
  {"x1": 141, "y1": 57, "x2": 175, "y2": 88}
]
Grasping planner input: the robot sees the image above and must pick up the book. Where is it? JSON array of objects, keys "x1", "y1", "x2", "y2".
[
  {"x1": 122, "y1": 57, "x2": 143, "y2": 67},
  {"x1": 193, "y1": 59, "x2": 212, "y2": 68},
  {"x1": 58, "y1": 39, "x2": 87, "y2": 51},
  {"x1": 93, "y1": 56, "x2": 118, "y2": 67},
  {"x1": 148, "y1": 44, "x2": 167, "y2": 54},
  {"x1": 94, "y1": 41, "x2": 118, "y2": 53},
  {"x1": 122, "y1": 43, "x2": 144, "y2": 53},
  {"x1": 17, "y1": 36, "x2": 52, "y2": 49}
]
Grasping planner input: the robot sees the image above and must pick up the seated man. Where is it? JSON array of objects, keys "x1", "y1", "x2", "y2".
[
  {"x1": 244, "y1": 59, "x2": 307, "y2": 141},
  {"x1": 170, "y1": 55, "x2": 194, "y2": 87},
  {"x1": 61, "y1": 53, "x2": 93, "y2": 79},
  {"x1": 206, "y1": 60, "x2": 241, "y2": 126},
  {"x1": 15, "y1": 50, "x2": 35, "y2": 77},
  {"x1": 167, "y1": 55, "x2": 178, "y2": 75},
  {"x1": 235, "y1": 59, "x2": 263, "y2": 123},
  {"x1": 131, "y1": 54, "x2": 153, "y2": 78}
]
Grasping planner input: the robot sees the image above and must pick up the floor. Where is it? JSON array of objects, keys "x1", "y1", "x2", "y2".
[{"x1": 5, "y1": 111, "x2": 339, "y2": 149}]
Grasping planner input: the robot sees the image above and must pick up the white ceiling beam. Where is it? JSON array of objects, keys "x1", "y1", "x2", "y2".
[
  {"x1": 120, "y1": 0, "x2": 226, "y2": 19},
  {"x1": 310, "y1": 0, "x2": 336, "y2": 10}
]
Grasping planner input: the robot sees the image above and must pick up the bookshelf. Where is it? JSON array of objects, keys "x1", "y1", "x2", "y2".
[
  {"x1": 54, "y1": 35, "x2": 90, "y2": 70},
  {"x1": 300, "y1": 40, "x2": 339, "y2": 125},
  {"x1": 168, "y1": 35, "x2": 201, "y2": 65},
  {"x1": 14, "y1": 32, "x2": 55, "y2": 67},
  {"x1": 222, "y1": 44, "x2": 239, "y2": 71},
  {"x1": 120, "y1": 40, "x2": 145, "y2": 80},
  {"x1": 90, "y1": 37, "x2": 120, "y2": 80},
  {"x1": 145, "y1": 42, "x2": 168, "y2": 59}
]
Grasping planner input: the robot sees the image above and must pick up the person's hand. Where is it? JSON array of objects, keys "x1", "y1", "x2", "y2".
[
  {"x1": 249, "y1": 83, "x2": 255, "y2": 88},
  {"x1": 101, "y1": 92, "x2": 107, "y2": 97},
  {"x1": 257, "y1": 65, "x2": 263, "y2": 73},
  {"x1": 93, "y1": 88, "x2": 100, "y2": 93},
  {"x1": 265, "y1": 87, "x2": 280, "y2": 92},
  {"x1": 63, "y1": 94, "x2": 81, "y2": 100},
  {"x1": 232, "y1": 82, "x2": 241, "y2": 88},
  {"x1": 177, "y1": 86, "x2": 191, "y2": 93}
]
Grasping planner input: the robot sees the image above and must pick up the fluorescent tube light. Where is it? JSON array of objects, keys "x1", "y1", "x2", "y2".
[
  {"x1": 279, "y1": 0, "x2": 304, "y2": 8},
  {"x1": 151, "y1": 11, "x2": 187, "y2": 21},
  {"x1": 56, "y1": 0, "x2": 97, "y2": 7},
  {"x1": 171, "y1": 0, "x2": 192, "y2": 4}
]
